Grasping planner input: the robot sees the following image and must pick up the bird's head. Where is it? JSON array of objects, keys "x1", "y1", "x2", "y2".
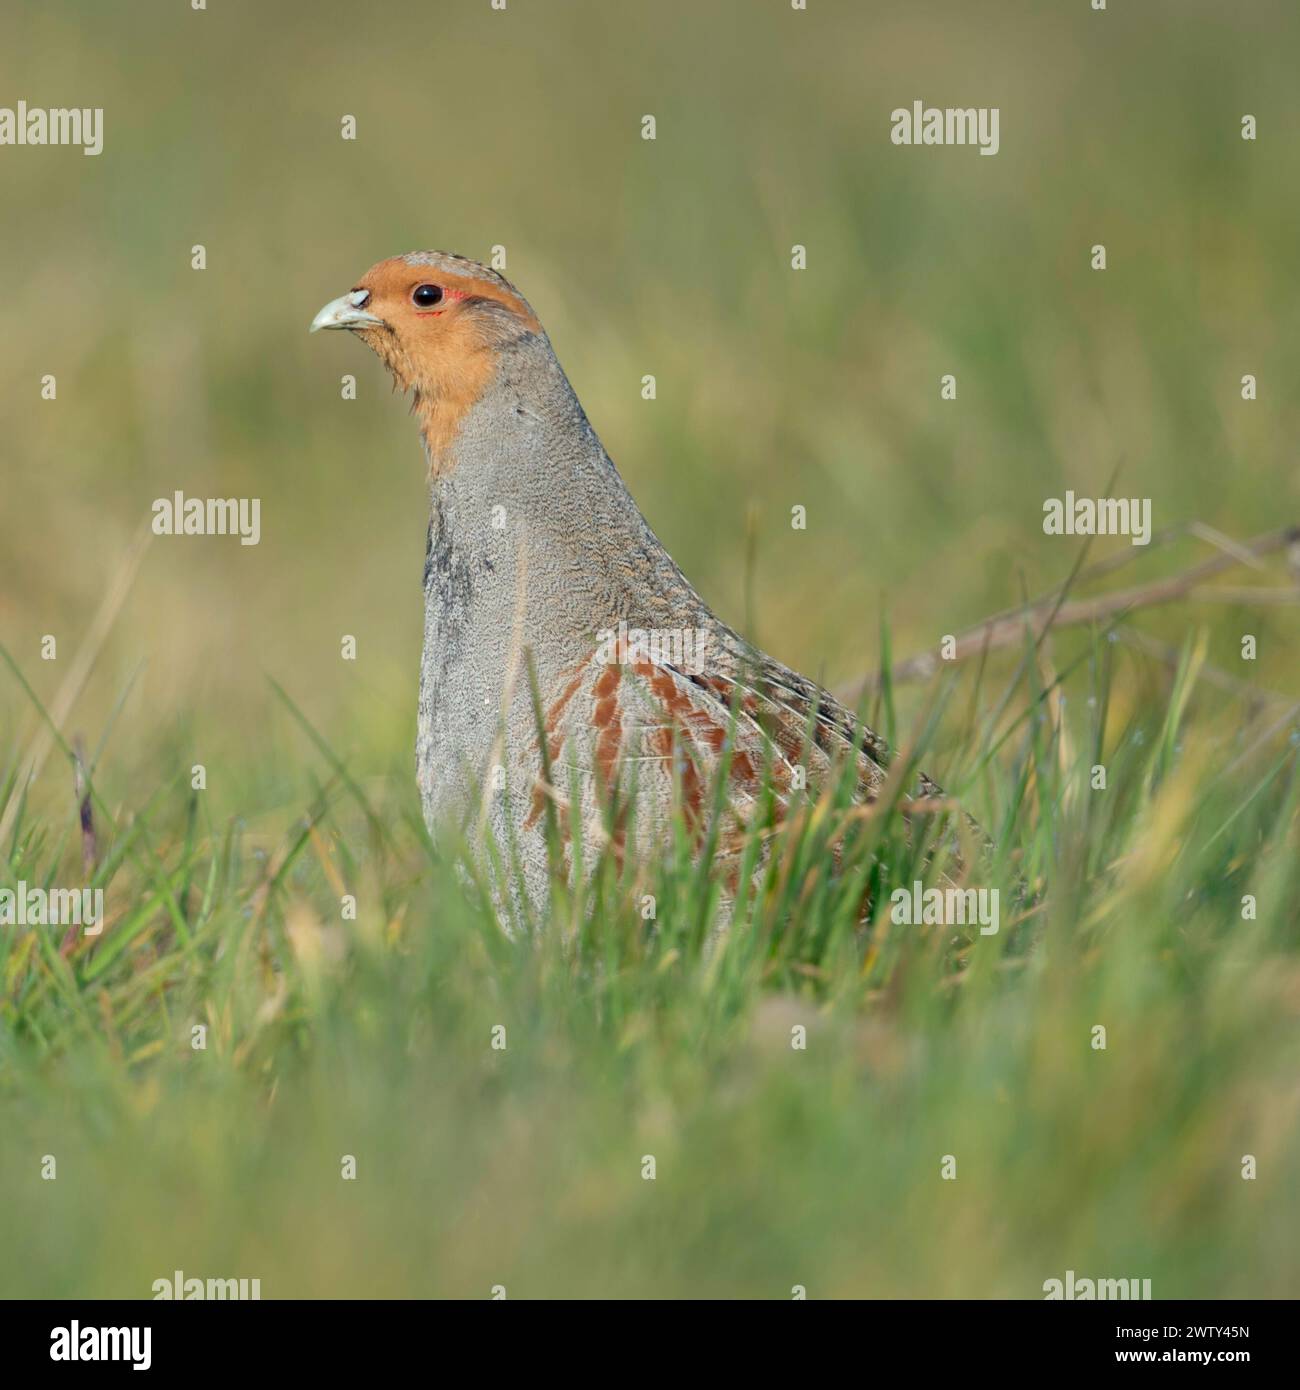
[{"x1": 311, "y1": 250, "x2": 542, "y2": 466}]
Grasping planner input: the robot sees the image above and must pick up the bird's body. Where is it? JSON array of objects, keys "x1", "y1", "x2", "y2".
[{"x1": 313, "y1": 252, "x2": 944, "y2": 911}]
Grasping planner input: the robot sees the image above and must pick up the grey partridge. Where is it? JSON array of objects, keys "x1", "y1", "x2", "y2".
[{"x1": 312, "y1": 252, "x2": 948, "y2": 912}]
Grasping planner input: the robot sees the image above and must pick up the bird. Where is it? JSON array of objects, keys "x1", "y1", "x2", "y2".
[{"x1": 311, "y1": 251, "x2": 953, "y2": 914}]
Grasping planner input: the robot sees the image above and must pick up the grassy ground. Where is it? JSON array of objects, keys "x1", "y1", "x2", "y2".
[
  {"x1": 3, "y1": 627, "x2": 1298, "y2": 1298},
  {"x1": 2, "y1": 0, "x2": 1299, "y2": 1298}
]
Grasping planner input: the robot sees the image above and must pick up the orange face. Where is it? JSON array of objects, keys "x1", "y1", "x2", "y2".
[
  {"x1": 347, "y1": 256, "x2": 537, "y2": 337},
  {"x1": 311, "y1": 252, "x2": 542, "y2": 468}
]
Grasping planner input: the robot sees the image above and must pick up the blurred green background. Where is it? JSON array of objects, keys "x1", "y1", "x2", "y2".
[
  {"x1": 3, "y1": 0, "x2": 1297, "y2": 805},
  {"x1": 2, "y1": 0, "x2": 1299, "y2": 1301}
]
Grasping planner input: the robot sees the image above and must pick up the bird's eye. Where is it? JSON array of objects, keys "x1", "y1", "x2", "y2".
[{"x1": 412, "y1": 284, "x2": 444, "y2": 308}]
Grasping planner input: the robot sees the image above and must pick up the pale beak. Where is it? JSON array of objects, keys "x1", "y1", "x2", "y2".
[{"x1": 310, "y1": 289, "x2": 384, "y2": 333}]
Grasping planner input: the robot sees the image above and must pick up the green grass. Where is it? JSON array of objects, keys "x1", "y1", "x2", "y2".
[{"x1": 2, "y1": 623, "x2": 1297, "y2": 1299}]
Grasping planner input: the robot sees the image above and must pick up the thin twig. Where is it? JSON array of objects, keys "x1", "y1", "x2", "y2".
[{"x1": 838, "y1": 524, "x2": 1300, "y2": 700}]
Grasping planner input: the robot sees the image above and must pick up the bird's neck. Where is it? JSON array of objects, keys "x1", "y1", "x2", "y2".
[{"x1": 422, "y1": 335, "x2": 708, "y2": 640}]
